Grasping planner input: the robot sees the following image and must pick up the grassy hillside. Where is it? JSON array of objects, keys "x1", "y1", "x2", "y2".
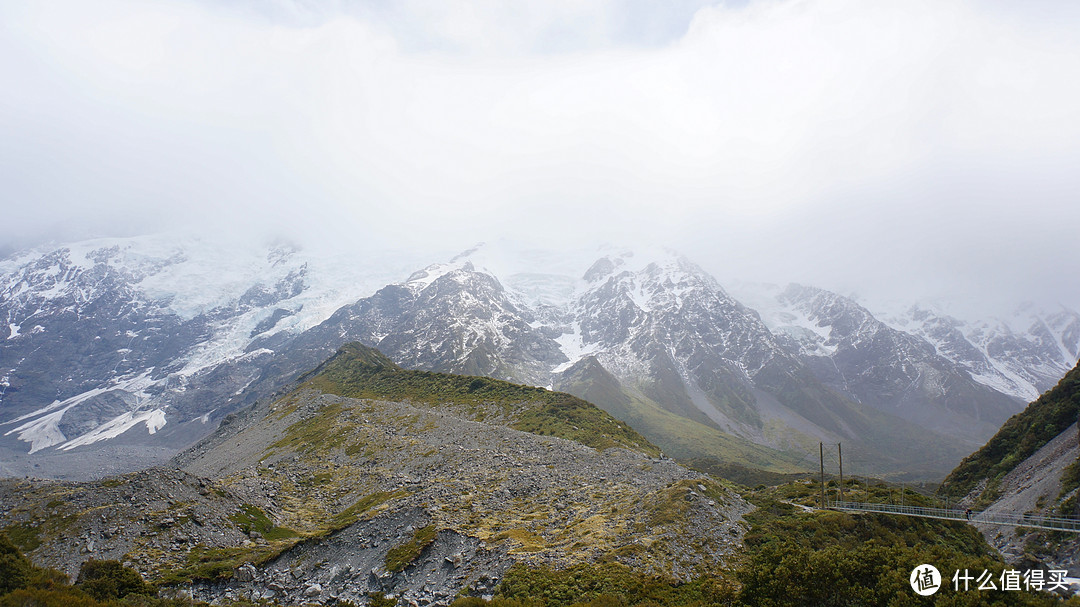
[
  {"x1": 302, "y1": 343, "x2": 661, "y2": 457},
  {"x1": 555, "y1": 356, "x2": 805, "y2": 475},
  {"x1": 939, "y1": 361, "x2": 1080, "y2": 501},
  {"x1": 453, "y1": 479, "x2": 1073, "y2": 607},
  {"x1": 556, "y1": 355, "x2": 970, "y2": 481}
]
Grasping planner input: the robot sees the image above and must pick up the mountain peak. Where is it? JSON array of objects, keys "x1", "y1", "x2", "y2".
[
  {"x1": 329, "y1": 342, "x2": 400, "y2": 372},
  {"x1": 582, "y1": 256, "x2": 623, "y2": 282},
  {"x1": 403, "y1": 260, "x2": 481, "y2": 293}
]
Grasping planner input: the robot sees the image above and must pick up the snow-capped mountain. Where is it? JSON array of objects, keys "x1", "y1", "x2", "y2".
[
  {"x1": 565, "y1": 254, "x2": 814, "y2": 434},
  {"x1": 1, "y1": 236, "x2": 1070, "y2": 480},
  {"x1": 284, "y1": 257, "x2": 568, "y2": 387},
  {"x1": 730, "y1": 283, "x2": 1021, "y2": 442},
  {"x1": 886, "y1": 303, "x2": 1080, "y2": 403},
  {"x1": 300, "y1": 248, "x2": 975, "y2": 476},
  {"x1": 0, "y1": 234, "x2": 427, "y2": 477}
]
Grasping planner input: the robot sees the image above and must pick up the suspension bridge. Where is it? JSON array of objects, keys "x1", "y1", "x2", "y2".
[
  {"x1": 806, "y1": 441, "x2": 1080, "y2": 533},
  {"x1": 826, "y1": 500, "x2": 1080, "y2": 533}
]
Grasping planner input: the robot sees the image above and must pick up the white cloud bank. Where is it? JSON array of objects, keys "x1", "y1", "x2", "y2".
[{"x1": 1, "y1": 0, "x2": 1078, "y2": 312}]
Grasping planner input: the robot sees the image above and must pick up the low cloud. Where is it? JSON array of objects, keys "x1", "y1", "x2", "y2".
[{"x1": 2, "y1": 0, "x2": 1078, "y2": 312}]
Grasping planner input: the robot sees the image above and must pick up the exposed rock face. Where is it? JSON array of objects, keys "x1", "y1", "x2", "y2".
[
  {"x1": 0, "y1": 468, "x2": 254, "y2": 579},
  {"x1": 0, "y1": 357, "x2": 752, "y2": 606},
  {"x1": 759, "y1": 284, "x2": 1021, "y2": 442},
  {"x1": 939, "y1": 362, "x2": 1080, "y2": 575},
  {"x1": 892, "y1": 304, "x2": 1080, "y2": 403},
  {"x1": 0, "y1": 237, "x2": 351, "y2": 478},
  {"x1": 4, "y1": 238, "x2": 1065, "y2": 479},
  {"x1": 569, "y1": 256, "x2": 786, "y2": 431},
  {"x1": 193, "y1": 509, "x2": 512, "y2": 606},
  {"x1": 288, "y1": 262, "x2": 568, "y2": 387},
  {"x1": 960, "y1": 424, "x2": 1080, "y2": 575}
]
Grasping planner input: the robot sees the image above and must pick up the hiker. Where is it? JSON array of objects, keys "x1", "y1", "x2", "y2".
[{"x1": 965, "y1": 508, "x2": 972, "y2": 521}]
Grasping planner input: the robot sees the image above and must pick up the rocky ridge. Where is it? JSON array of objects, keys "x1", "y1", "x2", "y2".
[
  {"x1": 0, "y1": 235, "x2": 421, "y2": 479},
  {"x1": 4, "y1": 237, "x2": 1071, "y2": 480},
  {"x1": 0, "y1": 345, "x2": 752, "y2": 605},
  {"x1": 751, "y1": 284, "x2": 1021, "y2": 442},
  {"x1": 967, "y1": 423, "x2": 1080, "y2": 574},
  {"x1": 939, "y1": 361, "x2": 1080, "y2": 574},
  {"x1": 890, "y1": 303, "x2": 1080, "y2": 403}
]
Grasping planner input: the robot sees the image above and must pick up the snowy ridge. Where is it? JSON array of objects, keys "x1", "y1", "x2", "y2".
[
  {"x1": 729, "y1": 282, "x2": 838, "y2": 356},
  {"x1": 725, "y1": 281, "x2": 1026, "y2": 442},
  {"x1": 551, "y1": 321, "x2": 601, "y2": 374},
  {"x1": 884, "y1": 302, "x2": 1080, "y2": 402},
  {"x1": 548, "y1": 250, "x2": 787, "y2": 401},
  {"x1": 0, "y1": 232, "x2": 431, "y2": 457},
  {"x1": 1, "y1": 371, "x2": 156, "y2": 453},
  {"x1": 404, "y1": 260, "x2": 472, "y2": 293},
  {"x1": 59, "y1": 408, "x2": 167, "y2": 452},
  {"x1": 2, "y1": 235, "x2": 1074, "y2": 477}
]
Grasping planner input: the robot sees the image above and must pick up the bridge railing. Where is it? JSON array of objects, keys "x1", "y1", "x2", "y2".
[{"x1": 829, "y1": 501, "x2": 1080, "y2": 533}]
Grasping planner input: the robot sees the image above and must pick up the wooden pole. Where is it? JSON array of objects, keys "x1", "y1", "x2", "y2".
[
  {"x1": 819, "y1": 442, "x2": 825, "y2": 508},
  {"x1": 838, "y1": 443, "x2": 844, "y2": 504}
]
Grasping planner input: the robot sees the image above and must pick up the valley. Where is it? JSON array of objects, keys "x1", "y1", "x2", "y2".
[
  {"x1": 3, "y1": 237, "x2": 1080, "y2": 605},
  {"x1": 4, "y1": 237, "x2": 1077, "y2": 481}
]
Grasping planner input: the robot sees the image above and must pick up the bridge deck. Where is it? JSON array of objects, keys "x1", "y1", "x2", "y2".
[{"x1": 827, "y1": 501, "x2": 1080, "y2": 533}]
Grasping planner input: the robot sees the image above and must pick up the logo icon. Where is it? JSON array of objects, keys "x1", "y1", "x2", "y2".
[{"x1": 911, "y1": 564, "x2": 941, "y2": 596}]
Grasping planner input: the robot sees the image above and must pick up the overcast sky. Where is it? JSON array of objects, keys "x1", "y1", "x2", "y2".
[{"x1": 2, "y1": 0, "x2": 1079, "y2": 314}]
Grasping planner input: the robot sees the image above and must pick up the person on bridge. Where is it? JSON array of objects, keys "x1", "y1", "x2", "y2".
[{"x1": 966, "y1": 508, "x2": 972, "y2": 521}]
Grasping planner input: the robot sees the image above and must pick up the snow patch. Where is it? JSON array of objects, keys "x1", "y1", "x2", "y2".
[
  {"x1": 726, "y1": 282, "x2": 837, "y2": 356},
  {"x1": 0, "y1": 372, "x2": 156, "y2": 453},
  {"x1": 6, "y1": 324, "x2": 18, "y2": 339},
  {"x1": 552, "y1": 321, "x2": 601, "y2": 373},
  {"x1": 404, "y1": 260, "x2": 471, "y2": 293},
  {"x1": 4, "y1": 408, "x2": 68, "y2": 454},
  {"x1": 59, "y1": 408, "x2": 168, "y2": 451}
]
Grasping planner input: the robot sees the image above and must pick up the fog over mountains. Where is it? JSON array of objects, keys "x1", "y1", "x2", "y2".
[{"x1": 3, "y1": 234, "x2": 1077, "y2": 481}]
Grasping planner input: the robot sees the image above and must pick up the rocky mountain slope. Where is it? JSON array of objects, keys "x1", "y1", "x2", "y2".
[
  {"x1": 938, "y1": 361, "x2": 1080, "y2": 573},
  {"x1": 940, "y1": 360, "x2": 1080, "y2": 501},
  {"x1": 0, "y1": 344, "x2": 751, "y2": 605},
  {"x1": 888, "y1": 303, "x2": 1080, "y2": 403},
  {"x1": 285, "y1": 250, "x2": 974, "y2": 477},
  {"x1": 0, "y1": 235, "x2": 424, "y2": 478},
  {"x1": 544, "y1": 256, "x2": 972, "y2": 478},
  {"x1": 733, "y1": 283, "x2": 1021, "y2": 442},
  {"x1": 4, "y1": 236, "x2": 1071, "y2": 480}
]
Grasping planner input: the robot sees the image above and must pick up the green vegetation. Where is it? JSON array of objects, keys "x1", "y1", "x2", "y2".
[
  {"x1": 155, "y1": 544, "x2": 285, "y2": 585},
  {"x1": 332, "y1": 491, "x2": 407, "y2": 529},
  {"x1": 1058, "y1": 460, "x2": 1080, "y2": 517},
  {"x1": 734, "y1": 482, "x2": 1069, "y2": 606},
  {"x1": 556, "y1": 355, "x2": 965, "y2": 479},
  {"x1": 0, "y1": 533, "x2": 210, "y2": 607},
  {"x1": 4, "y1": 522, "x2": 41, "y2": 553},
  {"x1": 683, "y1": 458, "x2": 809, "y2": 488},
  {"x1": 596, "y1": 389, "x2": 802, "y2": 474},
  {"x1": 645, "y1": 479, "x2": 729, "y2": 527},
  {"x1": 1060, "y1": 459, "x2": 1080, "y2": 500},
  {"x1": 486, "y1": 562, "x2": 736, "y2": 607},
  {"x1": 75, "y1": 559, "x2": 155, "y2": 602},
  {"x1": 304, "y1": 343, "x2": 659, "y2": 456},
  {"x1": 0, "y1": 533, "x2": 35, "y2": 596},
  {"x1": 451, "y1": 478, "x2": 1074, "y2": 607},
  {"x1": 556, "y1": 358, "x2": 802, "y2": 474},
  {"x1": 939, "y1": 361, "x2": 1080, "y2": 501},
  {"x1": 368, "y1": 593, "x2": 399, "y2": 607},
  {"x1": 272, "y1": 402, "x2": 350, "y2": 453},
  {"x1": 228, "y1": 504, "x2": 297, "y2": 540},
  {"x1": 385, "y1": 525, "x2": 438, "y2": 572}
]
